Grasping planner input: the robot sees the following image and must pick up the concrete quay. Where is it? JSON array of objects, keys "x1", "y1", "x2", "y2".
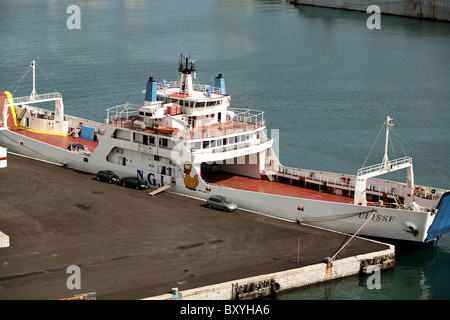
[
  {"x1": 289, "y1": 0, "x2": 450, "y2": 22},
  {"x1": 0, "y1": 153, "x2": 393, "y2": 300}
]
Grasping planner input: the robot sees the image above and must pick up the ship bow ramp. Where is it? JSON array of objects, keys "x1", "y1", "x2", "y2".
[
  {"x1": 426, "y1": 192, "x2": 450, "y2": 244},
  {"x1": 0, "y1": 91, "x2": 19, "y2": 128}
]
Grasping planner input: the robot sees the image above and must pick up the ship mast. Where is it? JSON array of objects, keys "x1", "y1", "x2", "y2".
[
  {"x1": 178, "y1": 54, "x2": 196, "y2": 96},
  {"x1": 30, "y1": 60, "x2": 37, "y2": 101},
  {"x1": 382, "y1": 116, "x2": 393, "y2": 170},
  {"x1": 354, "y1": 116, "x2": 414, "y2": 207}
]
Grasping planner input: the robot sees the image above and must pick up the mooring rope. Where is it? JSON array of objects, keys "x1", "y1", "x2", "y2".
[
  {"x1": 391, "y1": 127, "x2": 449, "y2": 185},
  {"x1": 301, "y1": 209, "x2": 376, "y2": 224},
  {"x1": 331, "y1": 209, "x2": 378, "y2": 262}
]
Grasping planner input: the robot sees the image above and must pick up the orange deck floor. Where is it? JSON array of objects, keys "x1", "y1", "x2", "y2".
[
  {"x1": 203, "y1": 171, "x2": 353, "y2": 204},
  {"x1": 11, "y1": 127, "x2": 99, "y2": 152}
]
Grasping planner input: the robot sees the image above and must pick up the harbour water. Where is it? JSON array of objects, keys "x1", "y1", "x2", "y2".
[{"x1": 0, "y1": 0, "x2": 449, "y2": 299}]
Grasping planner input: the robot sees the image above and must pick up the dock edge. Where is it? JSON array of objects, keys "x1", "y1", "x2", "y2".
[{"x1": 142, "y1": 244, "x2": 394, "y2": 300}]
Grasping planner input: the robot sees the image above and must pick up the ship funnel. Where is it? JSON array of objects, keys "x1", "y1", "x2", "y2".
[
  {"x1": 215, "y1": 74, "x2": 226, "y2": 94},
  {"x1": 145, "y1": 76, "x2": 157, "y2": 102}
]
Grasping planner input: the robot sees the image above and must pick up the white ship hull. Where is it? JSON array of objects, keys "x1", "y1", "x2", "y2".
[
  {"x1": 0, "y1": 125, "x2": 443, "y2": 247},
  {"x1": 1, "y1": 58, "x2": 449, "y2": 247}
]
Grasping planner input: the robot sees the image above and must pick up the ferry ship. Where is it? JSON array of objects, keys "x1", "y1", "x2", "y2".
[{"x1": 1, "y1": 57, "x2": 449, "y2": 247}]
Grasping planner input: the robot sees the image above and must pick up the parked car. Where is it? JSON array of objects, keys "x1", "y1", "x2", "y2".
[
  {"x1": 121, "y1": 177, "x2": 149, "y2": 190},
  {"x1": 67, "y1": 143, "x2": 91, "y2": 156},
  {"x1": 207, "y1": 195, "x2": 237, "y2": 212},
  {"x1": 96, "y1": 170, "x2": 120, "y2": 184},
  {"x1": 67, "y1": 143, "x2": 84, "y2": 151}
]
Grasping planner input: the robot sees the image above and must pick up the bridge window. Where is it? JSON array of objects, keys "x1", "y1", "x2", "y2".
[{"x1": 159, "y1": 138, "x2": 168, "y2": 147}]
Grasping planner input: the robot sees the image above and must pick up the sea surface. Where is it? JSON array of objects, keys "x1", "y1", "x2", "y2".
[{"x1": 0, "y1": 0, "x2": 449, "y2": 300}]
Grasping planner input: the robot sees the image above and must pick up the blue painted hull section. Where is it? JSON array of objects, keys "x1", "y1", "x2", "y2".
[{"x1": 425, "y1": 192, "x2": 450, "y2": 243}]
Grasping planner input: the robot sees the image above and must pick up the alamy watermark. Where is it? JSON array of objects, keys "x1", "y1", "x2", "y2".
[
  {"x1": 65, "y1": 4, "x2": 380, "y2": 31},
  {"x1": 67, "y1": 5, "x2": 81, "y2": 30},
  {"x1": 367, "y1": 5, "x2": 381, "y2": 30},
  {"x1": 366, "y1": 265, "x2": 381, "y2": 290},
  {"x1": 66, "y1": 265, "x2": 81, "y2": 290}
]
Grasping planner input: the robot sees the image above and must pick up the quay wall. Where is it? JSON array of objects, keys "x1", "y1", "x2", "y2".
[
  {"x1": 289, "y1": 0, "x2": 450, "y2": 22},
  {"x1": 144, "y1": 245, "x2": 394, "y2": 300}
]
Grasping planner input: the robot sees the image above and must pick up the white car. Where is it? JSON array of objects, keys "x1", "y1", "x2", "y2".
[{"x1": 207, "y1": 195, "x2": 237, "y2": 212}]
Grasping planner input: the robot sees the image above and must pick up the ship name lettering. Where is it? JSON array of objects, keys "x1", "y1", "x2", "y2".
[
  {"x1": 137, "y1": 169, "x2": 160, "y2": 187},
  {"x1": 359, "y1": 212, "x2": 395, "y2": 222}
]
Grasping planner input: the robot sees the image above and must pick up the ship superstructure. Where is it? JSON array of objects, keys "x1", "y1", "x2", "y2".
[
  {"x1": 1, "y1": 57, "x2": 449, "y2": 247},
  {"x1": 103, "y1": 55, "x2": 275, "y2": 188}
]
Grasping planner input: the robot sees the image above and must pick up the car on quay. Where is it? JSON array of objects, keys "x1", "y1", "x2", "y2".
[
  {"x1": 121, "y1": 177, "x2": 149, "y2": 190},
  {"x1": 96, "y1": 170, "x2": 121, "y2": 184},
  {"x1": 207, "y1": 195, "x2": 238, "y2": 212}
]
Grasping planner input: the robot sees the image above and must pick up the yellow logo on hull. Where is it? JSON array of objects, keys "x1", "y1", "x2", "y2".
[{"x1": 183, "y1": 162, "x2": 199, "y2": 190}]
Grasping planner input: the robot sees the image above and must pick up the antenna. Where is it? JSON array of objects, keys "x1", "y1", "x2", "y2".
[
  {"x1": 178, "y1": 54, "x2": 196, "y2": 74},
  {"x1": 178, "y1": 25, "x2": 181, "y2": 53},
  {"x1": 178, "y1": 53, "x2": 184, "y2": 73}
]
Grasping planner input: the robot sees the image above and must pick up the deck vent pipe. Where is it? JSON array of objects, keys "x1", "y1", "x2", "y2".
[
  {"x1": 145, "y1": 76, "x2": 157, "y2": 102},
  {"x1": 215, "y1": 74, "x2": 226, "y2": 95}
]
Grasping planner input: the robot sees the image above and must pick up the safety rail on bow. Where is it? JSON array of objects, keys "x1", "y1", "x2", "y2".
[
  {"x1": 357, "y1": 156, "x2": 412, "y2": 177},
  {"x1": 4, "y1": 92, "x2": 62, "y2": 106}
]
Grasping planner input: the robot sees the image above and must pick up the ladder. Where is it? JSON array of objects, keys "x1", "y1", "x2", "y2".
[
  {"x1": 148, "y1": 183, "x2": 172, "y2": 196},
  {"x1": 392, "y1": 188, "x2": 402, "y2": 207},
  {"x1": 265, "y1": 166, "x2": 275, "y2": 182}
]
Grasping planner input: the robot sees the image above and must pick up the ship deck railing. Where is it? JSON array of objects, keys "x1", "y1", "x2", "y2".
[
  {"x1": 173, "y1": 108, "x2": 265, "y2": 140},
  {"x1": 189, "y1": 139, "x2": 269, "y2": 155},
  {"x1": 357, "y1": 156, "x2": 412, "y2": 177},
  {"x1": 105, "y1": 103, "x2": 141, "y2": 126},
  {"x1": 157, "y1": 81, "x2": 225, "y2": 95},
  {"x1": 229, "y1": 108, "x2": 264, "y2": 125},
  {"x1": 273, "y1": 163, "x2": 446, "y2": 203},
  {"x1": 5, "y1": 92, "x2": 62, "y2": 106},
  {"x1": 268, "y1": 164, "x2": 414, "y2": 199},
  {"x1": 269, "y1": 164, "x2": 357, "y2": 189},
  {"x1": 172, "y1": 119, "x2": 265, "y2": 140}
]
